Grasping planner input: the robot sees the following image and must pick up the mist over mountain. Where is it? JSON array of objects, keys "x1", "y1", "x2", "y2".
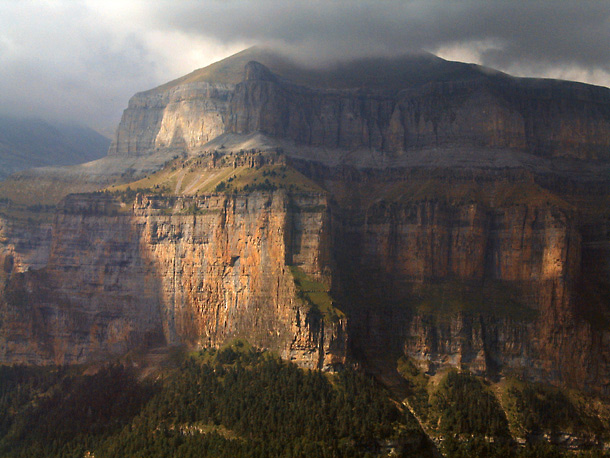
[{"x1": 151, "y1": 46, "x2": 496, "y2": 93}]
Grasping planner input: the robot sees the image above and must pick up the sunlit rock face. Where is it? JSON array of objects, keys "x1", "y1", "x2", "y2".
[
  {"x1": 109, "y1": 82, "x2": 234, "y2": 157},
  {"x1": 0, "y1": 192, "x2": 346, "y2": 369},
  {"x1": 1, "y1": 163, "x2": 608, "y2": 393}
]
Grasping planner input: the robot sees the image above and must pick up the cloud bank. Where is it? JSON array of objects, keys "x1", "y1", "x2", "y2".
[
  {"x1": 156, "y1": 1, "x2": 610, "y2": 69},
  {"x1": 0, "y1": 0, "x2": 608, "y2": 134}
]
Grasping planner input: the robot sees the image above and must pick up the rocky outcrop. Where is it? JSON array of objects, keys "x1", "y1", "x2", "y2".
[
  {"x1": 0, "y1": 213, "x2": 53, "y2": 273},
  {"x1": 3, "y1": 48, "x2": 610, "y2": 397},
  {"x1": 314, "y1": 165, "x2": 608, "y2": 392},
  {"x1": 230, "y1": 65, "x2": 610, "y2": 160},
  {"x1": 109, "y1": 82, "x2": 234, "y2": 157}
]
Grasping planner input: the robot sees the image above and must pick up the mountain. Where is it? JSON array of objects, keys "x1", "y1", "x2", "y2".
[
  {"x1": 1, "y1": 47, "x2": 610, "y2": 453},
  {"x1": 110, "y1": 46, "x2": 610, "y2": 166},
  {"x1": 0, "y1": 116, "x2": 110, "y2": 180}
]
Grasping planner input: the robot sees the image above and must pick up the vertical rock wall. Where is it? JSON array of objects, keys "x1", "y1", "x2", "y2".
[
  {"x1": 331, "y1": 194, "x2": 606, "y2": 390},
  {"x1": 0, "y1": 192, "x2": 347, "y2": 369},
  {"x1": 108, "y1": 62, "x2": 610, "y2": 161},
  {"x1": 108, "y1": 82, "x2": 234, "y2": 157}
]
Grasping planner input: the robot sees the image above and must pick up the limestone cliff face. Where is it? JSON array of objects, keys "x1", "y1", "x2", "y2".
[
  {"x1": 230, "y1": 67, "x2": 610, "y2": 160},
  {"x1": 0, "y1": 165, "x2": 609, "y2": 391},
  {"x1": 0, "y1": 214, "x2": 52, "y2": 273},
  {"x1": 0, "y1": 197, "x2": 166, "y2": 364},
  {"x1": 109, "y1": 82, "x2": 234, "y2": 157},
  {"x1": 331, "y1": 194, "x2": 579, "y2": 291},
  {"x1": 318, "y1": 165, "x2": 608, "y2": 392},
  {"x1": 110, "y1": 61, "x2": 610, "y2": 162},
  {"x1": 4, "y1": 51, "x2": 610, "y2": 395},
  {"x1": 0, "y1": 192, "x2": 347, "y2": 369}
]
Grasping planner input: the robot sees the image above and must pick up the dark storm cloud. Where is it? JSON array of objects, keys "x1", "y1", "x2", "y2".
[
  {"x1": 0, "y1": 1, "x2": 608, "y2": 134},
  {"x1": 154, "y1": 0, "x2": 610, "y2": 71}
]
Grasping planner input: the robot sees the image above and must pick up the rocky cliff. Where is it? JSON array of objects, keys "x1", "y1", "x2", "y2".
[
  {"x1": 109, "y1": 82, "x2": 234, "y2": 157},
  {"x1": 0, "y1": 191, "x2": 347, "y2": 369},
  {"x1": 307, "y1": 163, "x2": 608, "y2": 392},
  {"x1": 109, "y1": 52, "x2": 610, "y2": 164},
  {"x1": 1, "y1": 158, "x2": 609, "y2": 394},
  {"x1": 230, "y1": 63, "x2": 610, "y2": 161},
  {"x1": 330, "y1": 183, "x2": 589, "y2": 388}
]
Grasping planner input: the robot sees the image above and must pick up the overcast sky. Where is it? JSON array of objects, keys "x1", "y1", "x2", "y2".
[{"x1": 1, "y1": 0, "x2": 609, "y2": 136}]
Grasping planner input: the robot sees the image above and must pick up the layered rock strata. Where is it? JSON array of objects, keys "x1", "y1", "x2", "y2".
[
  {"x1": 109, "y1": 82, "x2": 234, "y2": 157},
  {"x1": 110, "y1": 61, "x2": 610, "y2": 163},
  {"x1": 2, "y1": 161, "x2": 608, "y2": 393},
  {"x1": 320, "y1": 165, "x2": 608, "y2": 393},
  {"x1": 3, "y1": 50, "x2": 610, "y2": 395},
  {"x1": 333, "y1": 199, "x2": 585, "y2": 383}
]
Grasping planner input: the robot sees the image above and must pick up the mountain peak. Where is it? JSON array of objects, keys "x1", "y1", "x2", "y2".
[{"x1": 149, "y1": 45, "x2": 489, "y2": 94}]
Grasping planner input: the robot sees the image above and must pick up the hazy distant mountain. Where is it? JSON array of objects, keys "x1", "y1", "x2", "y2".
[{"x1": 0, "y1": 117, "x2": 110, "y2": 180}]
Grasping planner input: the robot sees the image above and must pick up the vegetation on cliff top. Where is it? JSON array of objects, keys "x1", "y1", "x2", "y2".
[
  {"x1": 331, "y1": 174, "x2": 573, "y2": 210},
  {"x1": 408, "y1": 280, "x2": 538, "y2": 322}
]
